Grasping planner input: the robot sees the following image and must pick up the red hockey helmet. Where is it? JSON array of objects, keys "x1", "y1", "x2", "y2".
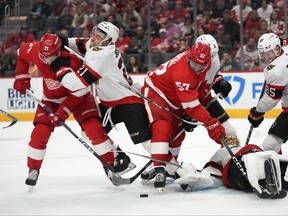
[
  {"x1": 38, "y1": 33, "x2": 61, "y2": 64},
  {"x1": 188, "y1": 41, "x2": 211, "y2": 73}
]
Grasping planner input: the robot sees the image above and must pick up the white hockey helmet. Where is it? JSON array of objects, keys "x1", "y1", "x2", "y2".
[
  {"x1": 195, "y1": 34, "x2": 219, "y2": 56},
  {"x1": 93, "y1": 21, "x2": 119, "y2": 44},
  {"x1": 257, "y1": 33, "x2": 281, "y2": 59}
]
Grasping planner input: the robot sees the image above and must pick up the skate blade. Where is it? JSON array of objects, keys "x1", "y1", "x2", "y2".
[
  {"x1": 141, "y1": 177, "x2": 174, "y2": 186},
  {"x1": 117, "y1": 163, "x2": 136, "y2": 176}
]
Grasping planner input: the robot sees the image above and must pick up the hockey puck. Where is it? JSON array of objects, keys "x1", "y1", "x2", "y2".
[{"x1": 140, "y1": 194, "x2": 148, "y2": 198}]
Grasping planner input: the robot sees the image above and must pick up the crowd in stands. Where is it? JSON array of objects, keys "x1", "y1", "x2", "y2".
[{"x1": 0, "y1": 0, "x2": 287, "y2": 76}]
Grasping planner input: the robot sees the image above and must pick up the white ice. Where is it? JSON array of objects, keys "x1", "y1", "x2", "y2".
[{"x1": 1, "y1": 118, "x2": 288, "y2": 215}]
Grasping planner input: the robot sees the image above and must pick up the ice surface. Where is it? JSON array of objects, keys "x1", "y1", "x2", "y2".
[{"x1": 0, "y1": 118, "x2": 287, "y2": 215}]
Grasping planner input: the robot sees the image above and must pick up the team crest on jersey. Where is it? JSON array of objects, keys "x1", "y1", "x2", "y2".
[
  {"x1": 267, "y1": 64, "x2": 276, "y2": 70},
  {"x1": 92, "y1": 46, "x2": 102, "y2": 51},
  {"x1": 44, "y1": 78, "x2": 62, "y2": 90}
]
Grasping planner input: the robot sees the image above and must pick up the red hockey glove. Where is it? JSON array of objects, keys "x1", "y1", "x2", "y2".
[
  {"x1": 248, "y1": 107, "x2": 264, "y2": 128},
  {"x1": 13, "y1": 77, "x2": 31, "y2": 94},
  {"x1": 212, "y1": 75, "x2": 232, "y2": 98},
  {"x1": 48, "y1": 107, "x2": 71, "y2": 127},
  {"x1": 204, "y1": 118, "x2": 226, "y2": 144}
]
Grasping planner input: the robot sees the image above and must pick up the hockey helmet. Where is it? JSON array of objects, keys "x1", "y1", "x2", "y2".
[
  {"x1": 258, "y1": 33, "x2": 281, "y2": 61},
  {"x1": 93, "y1": 21, "x2": 119, "y2": 44},
  {"x1": 195, "y1": 34, "x2": 219, "y2": 57},
  {"x1": 188, "y1": 41, "x2": 211, "y2": 73},
  {"x1": 38, "y1": 33, "x2": 61, "y2": 64}
]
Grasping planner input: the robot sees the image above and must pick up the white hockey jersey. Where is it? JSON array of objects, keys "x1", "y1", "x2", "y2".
[
  {"x1": 63, "y1": 38, "x2": 143, "y2": 107},
  {"x1": 257, "y1": 46, "x2": 288, "y2": 113}
]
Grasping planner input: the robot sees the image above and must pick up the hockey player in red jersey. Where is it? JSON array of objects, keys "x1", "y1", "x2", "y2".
[
  {"x1": 175, "y1": 136, "x2": 288, "y2": 199},
  {"x1": 13, "y1": 33, "x2": 133, "y2": 188},
  {"x1": 248, "y1": 33, "x2": 288, "y2": 153},
  {"x1": 141, "y1": 41, "x2": 226, "y2": 190}
]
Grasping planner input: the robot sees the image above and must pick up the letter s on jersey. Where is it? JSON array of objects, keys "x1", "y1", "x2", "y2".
[{"x1": 175, "y1": 82, "x2": 190, "y2": 91}]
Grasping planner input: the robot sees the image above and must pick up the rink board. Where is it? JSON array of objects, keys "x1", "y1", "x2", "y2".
[{"x1": 0, "y1": 71, "x2": 281, "y2": 121}]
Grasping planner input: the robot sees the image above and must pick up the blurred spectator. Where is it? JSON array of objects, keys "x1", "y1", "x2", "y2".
[
  {"x1": 122, "y1": 3, "x2": 143, "y2": 28},
  {"x1": 257, "y1": 0, "x2": 273, "y2": 20},
  {"x1": 175, "y1": 38, "x2": 190, "y2": 54},
  {"x1": 1, "y1": 34, "x2": 17, "y2": 54},
  {"x1": 214, "y1": 24, "x2": 233, "y2": 57},
  {"x1": 107, "y1": 4, "x2": 123, "y2": 25},
  {"x1": 71, "y1": 4, "x2": 90, "y2": 30},
  {"x1": 244, "y1": 10, "x2": 262, "y2": 38},
  {"x1": 220, "y1": 9, "x2": 240, "y2": 48},
  {"x1": 157, "y1": 0, "x2": 170, "y2": 21},
  {"x1": 27, "y1": 0, "x2": 52, "y2": 30},
  {"x1": 126, "y1": 55, "x2": 145, "y2": 73},
  {"x1": 266, "y1": 10, "x2": 285, "y2": 38},
  {"x1": 0, "y1": 45, "x2": 18, "y2": 76},
  {"x1": 169, "y1": 0, "x2": 190, "y2": 25},
  {"x1": 148, "y1": 14, "x2": 161, "y2": 38},
  {"x1": 235, "y1": 37, "x2": 258, "y2": 70},
  {"x1": 253, "y1": 19, "x2": 272, "y2": 42},
  {"x1": 220, "y1": 52, "x2": 241, "y2": 71},
  {"x1": 231, "y1": 0, "x2": 252, "y2": 22},
  {"x1": 58, "y1": 5, "x2": 74, "y2": 32},
  {"x1": 126, "y1": 25, "x2": 149, "y2": 54},
  {"x1": 211, "y1": 0, "x2": 229, "y2": 19},
  {"x1": 180, "y1": 18, "x2": 194, "y2": 39},
  {"x1": 14, "y1": 25, "x2": 36, "y2": 46},
  {"x1": 82, "y1": 27, "x2": 91, "y2": 38},
  {"x1": 106, "y1": 14, "x2": 120, "y2": 27},
  {"x1": 50, "y1": 0, "x2": 67, "y2": 16},
  {"x1": 115, "y1": 26, "x2": 131, "y2": 54},
  {"x1": 58, "y1": 28, "x2": 70, "y2": 38},
  {"x1": 166, "y1": 18, "x2": 182, "y2": 41},
  {"x1": 197, "y1": 10, "x2": 216, "y2": 35},
  {"x1": 151, "y1": 28, "x2": 171, "y2": 53}
]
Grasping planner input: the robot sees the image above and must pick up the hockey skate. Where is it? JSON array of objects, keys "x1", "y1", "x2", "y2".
[
  {"x1": 154, "y1": 166, "x2": 166, "y2": 193},
  {"x1": 25, "y1": 169, "x2": 40, "y2": 192},
  {"x1": 141, "y1": 165, "x2": 175, "y2": 186},
  {"x1": 104, "y1": 147, "x2": 136, "y2": 186},
  {"x1": 255, "y1": 158, "x2": 287, "y2": 199}
]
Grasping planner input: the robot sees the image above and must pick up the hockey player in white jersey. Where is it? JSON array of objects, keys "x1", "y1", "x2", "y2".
[
  {"x1": 50, "y1": 21, "x2": 152, "y2": 179},
  {"x1": 247, "y1": 33, "x2": 288, "y2": 153},
  {"x1": 174, "y1": 136, "x2": 288, "y2": 199},
  {"x1": 194, "y1": 34, "x2": 237, "y2": 137}
]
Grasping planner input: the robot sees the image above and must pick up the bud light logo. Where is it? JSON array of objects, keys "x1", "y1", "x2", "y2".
[
  {"x1": 223, "y1": 76, "x2": 245, "y2": 105},
  {"x1": 7, "y1": 88, "x2": 35, "y2": 109}
]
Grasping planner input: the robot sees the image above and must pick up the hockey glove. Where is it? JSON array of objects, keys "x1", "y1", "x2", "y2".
[
  {"x1": 248, "y1": 107, "x2": 264, "y2": 128},
  {"x1": 204, "y1": 118, "x2": 226, "y2": 144},
  {"x1": 13, "y1": 76, "x2": 31, "y2": 94},
  {"x1": 57, "y1": 34, "x2": 68, "y2": 50},
  {"x1": 48, "y1": 107, "x2": 71, "y2": 127},
  {"x1": 50, "y1": 56, "x2": 71, "y2": 73},
  {"x1": 212, "y1": 75, "x2": 232, "y2": 98},
  {"x1": 183, "y1": 114, "x2": 198, "y2": 132}
]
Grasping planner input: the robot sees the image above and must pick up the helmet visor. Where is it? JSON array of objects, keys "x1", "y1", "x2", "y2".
[
  {"x1": 188, "y1": 56, "x2": 207, "y2": 73},
  {"x1": 39, "y1": 52, "x2": 58, "y2": 65}
]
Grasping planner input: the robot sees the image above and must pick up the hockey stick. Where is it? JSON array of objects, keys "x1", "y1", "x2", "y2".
[
  {"x1": 26, "y1": 89, "x2": 153, "y2": 186},
  {"x1": 64, "y1": 45, "x2": 201, "y2": 126},
  {"x1": 25, "y1": 89, "x2": 115, "y2": 172},
  {"x1": 245, "y1": 81, "x2": 266, "y2": 145},
  {"x1": 0, "y1": 109, "x2": 18, "y2": 129}
]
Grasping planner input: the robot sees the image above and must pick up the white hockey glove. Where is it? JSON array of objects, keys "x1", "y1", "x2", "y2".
[
  {"x1": 242, "y1": 151, "x2": 286, "y2": 199},
  {"x1": 175, "y1": 162, "x2": 214, "y2": 191}
]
